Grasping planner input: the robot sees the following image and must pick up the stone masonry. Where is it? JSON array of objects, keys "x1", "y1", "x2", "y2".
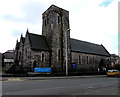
[{"x1": 14, "y1": 5, "x2": 111, "y2": 74}]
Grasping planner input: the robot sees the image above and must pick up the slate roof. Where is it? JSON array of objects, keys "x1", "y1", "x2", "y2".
[
  {"x1": 3, "y1": 50, "x2": 14, "y2": 59},
  {"x1": 28, "y1": 33, "x2": 50, "y2": 51},
  {"x1": 70, "y1": 38, "x2": 110, "y2": 56},
  {"x1": 26, "y1": 32, "x2": 110, "y2": 56}
]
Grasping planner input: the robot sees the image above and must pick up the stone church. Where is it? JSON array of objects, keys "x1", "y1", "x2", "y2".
[{"x1": 14, "y1": 5, "x2": 111, "y2": 75}]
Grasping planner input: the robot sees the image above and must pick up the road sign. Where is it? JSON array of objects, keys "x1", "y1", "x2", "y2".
[
  {"x1": 34, "y1": 68, "x2": 51, "y2": 73},
  {"x1": 71, "y1": 64, "x2": 77, "y2": 69}
]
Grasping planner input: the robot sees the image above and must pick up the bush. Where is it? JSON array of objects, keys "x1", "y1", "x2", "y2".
[
  {"x1": 5, "y1": 65, "x2": 27, "y2": 74},
  {"x1": 115, "y1": 64, "x2": 120, "y2": 70}
]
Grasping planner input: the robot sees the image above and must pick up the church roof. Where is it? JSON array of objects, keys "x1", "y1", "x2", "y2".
[
  {"x1": 26, "y1": 32, "x2": 110, "y2": 56},
  {"x1": 70, "y1": 38, "x2": 110, "y2": 56},
  {"x1": 28, "y1": 33, "x2": 50, "y2": 51}
]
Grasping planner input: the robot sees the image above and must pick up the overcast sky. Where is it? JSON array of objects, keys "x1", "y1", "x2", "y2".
[{"x1": 0, "y1": 0, "x2": 119, "y2": 55}]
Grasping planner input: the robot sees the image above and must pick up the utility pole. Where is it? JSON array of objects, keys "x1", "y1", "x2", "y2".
[{"x1": 65, "y1": 29, "x2": 70, "y2": 76}]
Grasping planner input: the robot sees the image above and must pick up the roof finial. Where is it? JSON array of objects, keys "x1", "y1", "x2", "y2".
[
  {"x1": 16, "y1": 38, "x2": 18, "y2": 43},
  {"x1": 26, "y1": 28, "x2": 29, "y2": 34},
  {"x1": 21, "y1": 33, "x2": 23, "y2": 37}
]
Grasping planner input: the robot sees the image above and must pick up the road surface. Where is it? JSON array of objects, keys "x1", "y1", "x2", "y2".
[{"x1": 2, "y1": 76, "x2": 119, "y2": 96}]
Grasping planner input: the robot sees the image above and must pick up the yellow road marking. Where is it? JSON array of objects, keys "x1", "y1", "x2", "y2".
[{"x1": 7, "y1": 78, "x2": 23, "y2": 81}]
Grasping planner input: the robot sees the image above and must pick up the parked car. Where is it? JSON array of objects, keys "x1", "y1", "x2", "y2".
[{"x1": 107, "y1": 69, "x2": 120, "y2": 77}]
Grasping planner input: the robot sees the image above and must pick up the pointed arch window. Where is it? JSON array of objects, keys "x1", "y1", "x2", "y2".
[
  {"x1": 58, "y1": 49, "x2": 61, "y2": 61},
  {"x1": 45, "y1": 19, "x2": 47, "y2": 26},
  {"x1": 41, "y1": 53, "x2": 44, "y2": 62},
  {"x1": 87, "y1": 56, "x2": 89, "y2": 65},
  {"x1": 79, "y1": 55, "x2": 81, "y2": 65},
  {"x1": 93, "y1": 57, "x2": 95, "y2": 65},
  {"x1": 58, "y1": 15, "x2": 60, "y2": 23}
]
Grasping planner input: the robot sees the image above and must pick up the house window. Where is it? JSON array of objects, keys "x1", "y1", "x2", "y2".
[
  {"x1": 41, "y1": 53, "x2": 44, "y2": 62},
  {"x1": 58, "y1": 49, "x2": 61, "y2": 61}
]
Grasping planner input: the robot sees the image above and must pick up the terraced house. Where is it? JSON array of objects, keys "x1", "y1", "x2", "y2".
[{"x1": 14, "y1": 5, "x2": 111, "y2": 75}]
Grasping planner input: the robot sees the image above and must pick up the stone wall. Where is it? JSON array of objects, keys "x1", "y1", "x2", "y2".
[
  {"x1": 18, "y1": 37, "x2": 24, "y2": 66},
  {"x1": 31, "y1": 50, "x2": 50, "y2": 68},
  {"x1": 70, "y1": 52, "x2": 110, "y2": 73},
  {"x1": 42, "y1": 5, "x2": 70, "y2": 73},
  {"x1": 23, "y1": 33, "x2": 50, "y2": 72},
  {"x1": 23, "y1": 34, "x2": 31, "y2": 68}
]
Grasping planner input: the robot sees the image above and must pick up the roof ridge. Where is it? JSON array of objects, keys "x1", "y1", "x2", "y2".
[
  {"x1": 70, "y1": 38, "x2": 110, "y2": 56},
  {"x1": 28, "y1": 32, "x2": 44, "y2": 37},
  {"x1": 27, "y1": 33, "x2": 50, "y2": 51},
  {"x1": 70, "y1": 38, "x2": 101, "y2": 46}
]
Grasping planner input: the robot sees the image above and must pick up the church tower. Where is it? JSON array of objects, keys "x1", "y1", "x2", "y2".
[{"x1": 42, "y1": 5, "x2": 70, "y2": 73}]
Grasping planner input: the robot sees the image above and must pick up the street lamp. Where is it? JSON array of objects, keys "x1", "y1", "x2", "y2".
[{"x1": 65, "y1": 28, "x2": 70, "y2": 76}]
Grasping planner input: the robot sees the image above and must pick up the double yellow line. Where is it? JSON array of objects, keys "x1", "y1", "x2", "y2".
[{"x1": 7, "y1": 78, "x2": 23, "y2": 82}]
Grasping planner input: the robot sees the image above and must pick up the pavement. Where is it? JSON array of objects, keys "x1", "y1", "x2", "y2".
[{"x1": 1, "y1": 75, "x2": 107, "y2": 82}]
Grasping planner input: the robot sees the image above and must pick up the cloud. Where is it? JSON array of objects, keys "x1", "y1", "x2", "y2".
[
  {"x1": 3, "y1": 14, "x2": 24, "y2": 23},
  {"x1": 0, "y1": 0, "x2": 118, "y2": 55},
  {"x1": 3, "y1": 1, "x2": 47, "y2": 24},
  {"x1": 12, "y1": 30, "x2": 21, "y2": 38},
  {"x1": 69, "y1": 0, "x2": 118, "y2": 54},
  {"x1": 20, "y1": 1, "x2": 46, "y2": 24},
  {"x1": 99, "y1": 0, "x2": 114, "y2": 7}
]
